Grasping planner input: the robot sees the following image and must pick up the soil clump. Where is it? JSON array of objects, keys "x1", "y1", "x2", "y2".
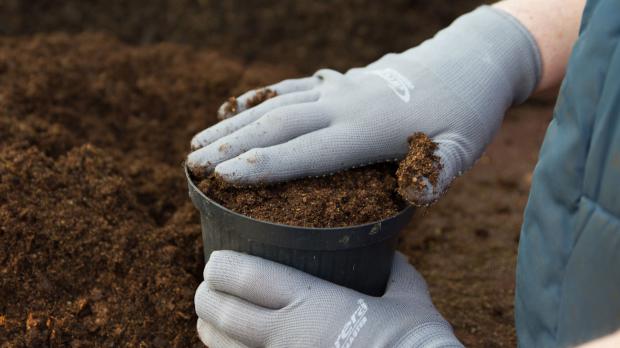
[
  {"x1": 396, "y1": 133, "x2": 443, "y2": 204},
  {"x1": 197, "y1": 164, "x2": 405, "y2": 228}
]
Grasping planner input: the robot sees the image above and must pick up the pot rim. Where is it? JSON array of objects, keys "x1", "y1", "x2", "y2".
[{"x1": 185, "y1": 165, "x2": 413, "y2": 231}]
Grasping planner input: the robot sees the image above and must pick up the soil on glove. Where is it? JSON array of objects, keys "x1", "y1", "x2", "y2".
[
  {"x1": 219, "y1": 96, "x2": 239, "y2": 120},
  {"x1": 396, "y1": 133, "x2": 442, "y2": 204},
  {"x1": 197, "y1": 164, "x2": 405, "y2": 228},
  {"x1": 217, "y1": 88, "x2": 278, "y2": 120},
  {"x1": 245, "y1": 88, "x2": 278, "y2": 109}
]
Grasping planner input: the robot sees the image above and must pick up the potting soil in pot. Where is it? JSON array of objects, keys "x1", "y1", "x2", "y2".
[{"x1": 196, "y1": 163, "x2": 407, "y2": 228}]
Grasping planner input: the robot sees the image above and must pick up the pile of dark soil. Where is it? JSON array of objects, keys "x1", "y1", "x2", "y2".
[
  {"x1": 1, "y1": 144, "x2": 198, "y2": 346},
  {"x1": 198, "y1": 163, "x2": 405, "y2": 228},
  {"x1": 0, "y1": 33, "x2": 292, "y2": 347},
  {"x1": 0, "y1": 0, "x2": 490, "y2": 74}
]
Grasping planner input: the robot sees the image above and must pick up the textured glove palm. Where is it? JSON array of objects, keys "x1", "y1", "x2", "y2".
[{"x1": 188, "y1": 6, "x2": 540, "y2": 204}]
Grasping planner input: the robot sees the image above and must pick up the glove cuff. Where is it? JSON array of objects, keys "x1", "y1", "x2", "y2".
[
  {"x1": 480, "y1": 5, "x2": 543, "y2": 104},
  {"x1": 367, "y1": 5, "x2": 541, "y2": 141},
  {"x1": 393, "y1": 322, "x2": 464, "y2": 348},
  {"x1": 417, "y1": 5, "x2": 542, "y2": 107}
]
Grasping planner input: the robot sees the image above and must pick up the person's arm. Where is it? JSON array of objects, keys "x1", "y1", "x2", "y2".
[
  {"x1": 579, "y1": 330, "x2": 620, "y2": 348},
  {"x1": 494, "y1": 0, "x2": 585, "y2": 92}
]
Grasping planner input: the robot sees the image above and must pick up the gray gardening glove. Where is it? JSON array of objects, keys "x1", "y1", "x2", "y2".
[
  {"x1": 188, "y1": 5, "x2": 540, "y2": 205},
  {"x1": 194, "y1": 250, "x2": 463, "y2": 348}
]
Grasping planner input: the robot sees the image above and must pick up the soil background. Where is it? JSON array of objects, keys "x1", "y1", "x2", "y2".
[
  {"x1": 0, "y1": 0, "x2": 491, "y2": 74},
  {"x1": 0, "y1": 1, "x2": 554, "y2": 347}
]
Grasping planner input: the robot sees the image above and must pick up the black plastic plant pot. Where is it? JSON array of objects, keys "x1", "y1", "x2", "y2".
[{"x1": 186, "y1": 167, "x2": 415, "y2": 297}]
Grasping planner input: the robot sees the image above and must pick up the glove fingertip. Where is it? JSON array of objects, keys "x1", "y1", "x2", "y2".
[
  {"x1": 190, "y1": 135, "x2": 202, "y2": 151},
  {"x1": 214, "y1": 151, "x2": 270, "y2": 185},
  {"x1": 213, "y1": 161, "x2": 245, "y2": 184},
  {"x1": 393, "y1": 251, "x2": 409, "y2": 264},
  {"x1": 205, "y1": 250, "x2": 243, "y2": 281},
  {"x1": 396, "y1": 133, "x2": 453, "y2": 207},
  {"x1": 196, "y1": 318, "x2": 209, "y2": 344},
  {"x1": 187, "y1": 150, "x2": 215, "y2": 179},
  {"x1": 194, "y1": 282, "x2": 211, "y2": 317},
  {"x1": 397, "y1": 177, "x2": 444, "y2": 207},
  {"x1": 209, "y1": 249, "x2": 235, "y2": 261}
]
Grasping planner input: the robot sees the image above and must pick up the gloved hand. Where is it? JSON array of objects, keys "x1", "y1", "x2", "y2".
[
  {"x1": 188, "y1": 6, "x2": 541, "y2": 205},
  {"x1": 194, "y1": 250, "x2": 463, "y2": 348}
]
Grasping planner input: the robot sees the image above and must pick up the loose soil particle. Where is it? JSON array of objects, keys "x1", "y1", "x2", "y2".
[
  {"x1": 197, "y1": 164, "x2": 405, "y2": 228},
  {"x1": 396, "y1": 132, "x2": 443, "y2": 205}
]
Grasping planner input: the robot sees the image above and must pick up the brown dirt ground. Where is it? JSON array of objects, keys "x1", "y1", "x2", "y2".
[
  {"x1": 0, "y1": 0, "x2": 491, "y2": 74},
  {"x1": 0, "y1": 1, "x2": 555, "y2": 347},
  {"x1": 0, "y1": 33, "x2": 293, "y2": 347}
]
